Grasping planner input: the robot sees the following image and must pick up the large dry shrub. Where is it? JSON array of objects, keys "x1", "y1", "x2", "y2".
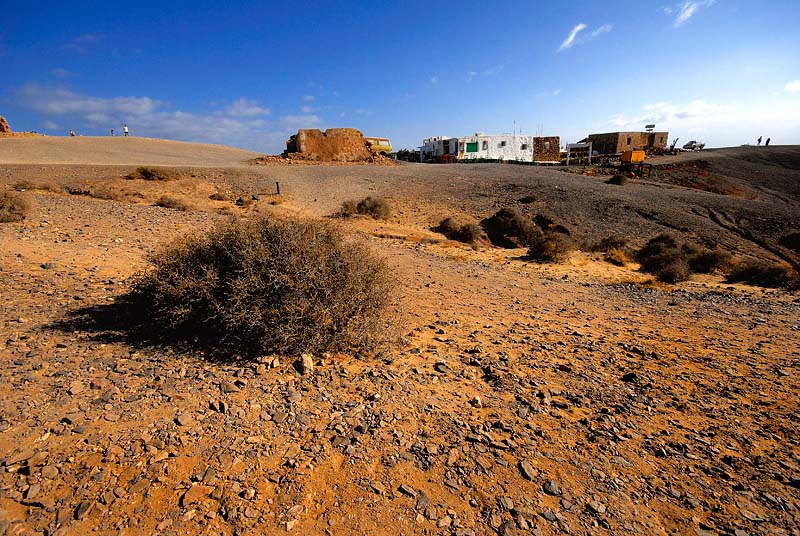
[
  {"x1": 726, "y1": 260, "x2": 798, "y2": 289},
  {"x1": 12, "y1": 180, "x2": 64, "y2": 194},
  {"x1": 434, "y1": 217, "x2": 483, "y2": 243},
  {"x1": 0, "y1": 191, "x2": 34, "y2": 222},
  {"x1": 131, "y1": 217, "x2": 394, "y2": 357},
  {"x1": 127, "y1": 166, "x2": 183, "y2": 181},
  {"x1": 481, "y1": 208, "x2": 538, "y2": 248},
  {"x1": 636, "y1": 234, "x2": 728, "y2": 282},
  {"x1": 338, "y1": 196, "x2": 391, "y2": 220},
  {"x1": 155, "y1": 195, "x2": 194, "y2": 211},
  {"x1": 527, "y1": 231, "x2": 575, "y2": 263}
]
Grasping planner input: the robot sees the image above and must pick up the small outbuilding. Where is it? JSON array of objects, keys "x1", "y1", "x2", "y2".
[{"x1": 586, "y1": 131, "x2": 668, "y2": 155}]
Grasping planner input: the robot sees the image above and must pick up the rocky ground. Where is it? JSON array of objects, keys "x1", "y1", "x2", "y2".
[{"x1": 0, "y1": 139, "x2": 798, "y2": 536}]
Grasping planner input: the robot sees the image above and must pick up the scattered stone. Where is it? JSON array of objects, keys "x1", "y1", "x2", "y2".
[
  {"x1": 543, "y1": 479, "x2": 561, "y2": 496},
  {"x1": 586, "y1": 500, "x2": 606, "y2": 515},
  {"x1": 519, "y1": 459, "x2": 537, "y2": 480},
  {"x1": 68, "y1": 381, "x2": 86, "y2": 395},
  {"x1": 299, "y1": 354, "x2": 314, "y2": 375},
  {"x1": 415, "y1": 491, "x2": 430, "y2": 510},
  {"x1": 180, "y1": 484, "x2": 214, "y2": 507},
  {"x1": 398, "y1": 484, "x2": 416, "y2": 498},
  {"x1": 370, "y1": 482, "x2": 386, "y2": 495},
  {"x1": 75, "y1": 500, "x2": 94, "y2": 520}
]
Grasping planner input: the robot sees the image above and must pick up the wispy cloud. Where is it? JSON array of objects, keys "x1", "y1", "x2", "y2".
[
  {"x1": 669, "y1": 1, "x2": 715, "y2": 28},
  {"x1": 559, "y1": 23, "x2": 587, "y2": 51},
  {"x1": 785, "y1": 80, "x2": 800, "y2": 93},
  {"x1": 301, "y1": 105, "x2": 314, "y2": 113},
  {"x1": 43, "y1": 120, "x2": 59, "y2": 130},
  {"x1": 51, "y1": 68, "x2": 73, "y2": 78},
  {"x1": 64, "y1": 33, "x2": 102, "y2": 53},
  {"x1": 558, "y1": 23, "x2": 612, "y2": 51},
  {"x1": 430, "y1": 75, "x2": 438, "y2": 84},
  {"x1": 466, "y1": 62, "x2": 506, "y2": 81},
  {"x1": 302, "y1": 95, "x2": 315, "y2": 102}
]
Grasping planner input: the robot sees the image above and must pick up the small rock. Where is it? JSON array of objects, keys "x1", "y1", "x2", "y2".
[
  {"x1": 543, "y1": 479, "x2": 561, "y2": 496},
  {"x1": 370, "y1": 482, "x2": 385, "y2": 495},
  {"x1": 220, "y1": 381, "x2": 239, "y2": 393},
  {"x1": 41, "y1": 465, "x2": 59, "y2": 479},
  {"x1": 519, "y1": 459, "x2": 537, "y2": 480},
  {"x1": 398, "y1": 484, "x2": 416, "y2": 498},
  {"x1": 498, "y1": 520, "x2": 517, "y2": 536},
  {"x1": 470, "y1": 396, "x2": 483, "y2": 408},
  {"x1": 437, "y1": 516, "x2": 452, "y2": 528},
  {"x1": 586, "y1": 500, "x2": 606, "y2": 515},
  {"x1": 180, "y1": 484, "x2": 214, "y2": 507},
  {"x1": 75, "y1": 500, "x2": 94, "y2": 520},
  {"x1": 68, "y1": 381, "x2": 86, "y2": 395},
  {"x1": 299, "y1": 354, "x2": 314, "y2": 375},
  {"x1": 415, "y1": 491, "x2": 430, "y2": 510}
]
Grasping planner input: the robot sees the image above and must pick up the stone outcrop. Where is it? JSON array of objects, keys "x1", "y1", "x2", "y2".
[
  {"x1": 0, "y1": 116, "x2": 11, "y2": 134},
  {"x1": 285, "y1": 128, "x2": 372, "y2": 162}
]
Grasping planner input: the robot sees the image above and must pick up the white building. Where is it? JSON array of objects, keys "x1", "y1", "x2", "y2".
[{"x1": 420, "y1": 133, "x2": 535, "y2": 162}]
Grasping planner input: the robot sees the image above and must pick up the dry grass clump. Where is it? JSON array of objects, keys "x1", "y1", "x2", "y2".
[
  {"x1": 481, "y1": 208, "x2": 538, "y2": 248},
  {"x1": 527, "y1": 231, "x2": 575, "y2": 263},
  {"x1": 434, "y1": 217, "x2": 484, "y2": 243},
  {"x1": 636, "y1": 234, "x2": 729, "y2": 282},
  {"x1": 0, "y1": 191, "x2": 34, "y2": 222},
  {"x1": 338, "y1": 196, "x2": 391, "y2": 220},
  {"x1": 209, "y1": 191, "x2": 230, "y2": 201},
  {"x1": 127, "y1": 166, "x2": 183, "y2": 181},
  {"x1": 607, "y1": 174, "x2": 629, "y2": 185},
  {"x1": 12, "y1": 180, "x2": 64, "y2": 194},
  {"x1": 591, "y1": 236, "x2": 628, "y2": 252},
  {"x1": 155, "y1": 196, "x2": 194, "y2": 211},
  {"x1": 130, "y1": 217, "x2": 394, "y2": 357},
  {"x1": 604, "y1": 248, "x2": 630, "y2": 266},
  {"x1": 726, "y1": 261, "x2": 798, "y2": 289}
]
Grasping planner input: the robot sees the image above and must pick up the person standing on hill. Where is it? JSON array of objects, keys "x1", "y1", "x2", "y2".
[
  {"x1": 123, "y1": 124, "x2": 129, "y2": 137},
  {"x1": 765, "y1": 137, "x2": 770, "y2": 146},
  {"x1": 757, "y1": 136, "x2": 762, "y2": 146}
]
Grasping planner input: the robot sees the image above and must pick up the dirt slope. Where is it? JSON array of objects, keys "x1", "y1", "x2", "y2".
[{"x1": 0, "y1": 138, "x2": 798, "y2": 536}]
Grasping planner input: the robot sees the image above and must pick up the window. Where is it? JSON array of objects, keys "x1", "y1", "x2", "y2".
[
  {"x1": 500, "y1": 140, "x2": 507, "y2": 147},
  {"x1": 544, "y1": 142, "x2": 550, "y2": 150},
  {"x1": 521, "y1": 143, "x2": 529, "y2": 150},
  {"x1": 466, "y1": 142, "x2": 478, "y2": 153},
  {"x1": 482, "y1": 140, "x2": 489, "y2": 150},
  {"x1": 626, "y1": 136, "x2": 632, "y2": 145}
]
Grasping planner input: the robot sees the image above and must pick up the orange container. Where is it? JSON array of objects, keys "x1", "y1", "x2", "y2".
[{"x1": 621, "y1": 150, "x2": 645, "y2": 163}]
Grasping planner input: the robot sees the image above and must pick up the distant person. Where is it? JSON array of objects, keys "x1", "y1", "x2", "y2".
[
  {"x1": 69, "y1": 129, "x2": 75, "y2": 137},
  {"x1": 123, "y1": 124, "x2": 129, "y2": 137},
  {"x1": 765, "y1": 137, "x2": 770, "y2": 146},
  {"x1": 111, "y1": 129, "x2": 115, "y2": 136},
  {"x1": 757, "y1": 136, "x2": 762, "y2": 146}
]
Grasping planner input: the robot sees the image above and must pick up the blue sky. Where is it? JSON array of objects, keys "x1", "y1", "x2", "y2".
[{"x1": 2, "y1": 0, "x2": 799, "y2": 152}]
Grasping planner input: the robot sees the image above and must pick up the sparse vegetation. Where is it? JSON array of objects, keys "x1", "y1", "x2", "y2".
[
  {"x1": 591, "y1": 236, "x2": 628, "y2": 253},
  {"x1": 636, "y1": 234, "x2": 729, "y2": 282},
  {"x1": 127, "y1": 166, "x2": 183, "y2": 181},
  {"x1": 130, "y1": 217, "x2": 394, "y2": 357},
  {"x1": 338, "y1": 196, "x2": 390, "y2": 220},
  {"x1": 155, "y1": 196, "x2": 194, "y2": 211},
  {"x1": 209, "y1": 191, "x2": 230, "y2": 201},
  {"x1": 726, "y1": 260, "x2": 798, "y2": 289},
  {"x1": 0, "y1": 191, "x2": 34, "y2": 222},
  {"x1": 780, "y1": 232, "x2": 800, "y2": 253},
  {"x1": 526, "y1": 230, "x2": 575, "y2": 262},
  {"x1": 607, "y1": 174, "x2": 629, "y2": 186},
  {"x1": 481, "y1": 208, "x2": 538, "y2": 248},
  {"x1": 434, "y1": 217, "x2": 484, "y2": 243},
  {"x1": 12, "y1": 180, "x2": 64, "y2": 194},
  {"x1": 604, "y1": 248, "x2": 630, "y2": 266},
  {"x1": 518, "y1": 195, "x2": 538, "y2": 204}
]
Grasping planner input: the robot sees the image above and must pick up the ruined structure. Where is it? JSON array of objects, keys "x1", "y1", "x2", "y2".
[
  {"x1": 285, "y1": 128, "x2": 372, "y2": 162},
  {"x1": 587, "y1": 131, "x2": 668, "y2": 155},
  {"x1": 0, "y1": 116, "x2": 11, "y2": 134}
]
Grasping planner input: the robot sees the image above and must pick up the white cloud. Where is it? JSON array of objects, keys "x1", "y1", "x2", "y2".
[
  {"x1": 51, "y1": 68, "x2": 72, "y2": 78},
  {"x1": 302, "y1": 95, "x2": 315, "y2": 102},
  {"x1": 785, "y1": 80, "x2": 800, "y2": 93},
  {"x1": 223, "y1": 97, "x2": 271, "y2": 117},
  {"x1": 355, "y1": 107, "x2": 365, "y2": 114},
  {"x1": 558, "y1": 23, "x2": 612, "y2": 51},
  {"x1": 43, "y1": 120, "x2": 59, "y2": 130},
  {"x1": 64, "y1": 33, "x2": 102, "y2": 53},
  {"x1": 301, "y1": 105, "x2": 314, "y2": 113},
  {"x1": 13, "y1": 84, "x2": 316, "y2": 153},
  {"x1": 559, "y1": 23, "x2": 587, "y2": 51},
  {"x1": 430, "y1": 75, "x2": 438, "y2": 84},
  {"x1": 671, "y1": 1, "x2": 715, "y2": 28},
  {"x1": 590, "y1": 24, "x2": 613, "y2": 37},
  {"x1": 553, "y1": 89, "x2": 561, "y2": 96},
  {"x1": 466, "y1": 70, "x2": 478, "y2": 80}
]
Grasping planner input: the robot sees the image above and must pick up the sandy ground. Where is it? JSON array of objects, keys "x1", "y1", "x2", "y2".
[{"x1": 0, "y1": 138, "x2": 798, "y2": 536}]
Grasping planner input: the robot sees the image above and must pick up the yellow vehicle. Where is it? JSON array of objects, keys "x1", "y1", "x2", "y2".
[
  {"x1": 621, "y1": 150, "x2": 646, "y2": 163},
  {"x1": 365, "y1": 137, "x2": 393, "y2": 155}
]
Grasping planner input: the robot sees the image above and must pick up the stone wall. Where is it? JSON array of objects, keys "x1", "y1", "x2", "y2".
[
  {"x1": 533, "y1": 136, "x2": 560, "y2": 162},
  {"x1": 587, "y1": 132, "x2": 669, "y2": 155},
  {"x1": 285, "y1": 128, "x2": 372, "y2": 162},
  {"x1": 0, "y1": 116, "x2": 11, "y2": 134}
]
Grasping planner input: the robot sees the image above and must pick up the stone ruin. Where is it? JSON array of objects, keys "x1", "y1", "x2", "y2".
[
  {"x1": 285, "y1": 128, "x2": 372, "y2": 162},
  {"x1": 0, "y1": 116, "x2": 11, "y2": 134}
]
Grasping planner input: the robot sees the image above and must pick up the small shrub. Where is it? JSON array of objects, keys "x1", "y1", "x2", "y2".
[
  {"x1": 656, "y1": 259, "x2": 691, "y2": 283},
  {"x1": 127, "y1": 166, "x2": 183, "y2": 181},
  {"x1": 636, "y1": 234, "x2": 731, "y2": 282},
  {"x1": 688, "y1": 248, "x2": 731, "y2": 273},
  {"x1": 607, "y1": 175, "x2": 628, "y2": 186},
  {"x1": 356, "y1": 197, "x2": 390, "y2": 220},
  {"x1": 726, "y1": 261, "x2": 798, "y2": 289},
  {"x1": 130, "y1": 217, "x2": 395, "y2": 357},
  {"x1": 155, "y1": 196, "x2": 194, "y2": 211},
  {"x1": 481, "y1": 208, "x2": 538, "y2": 248},
  {"x1": 338, "y1": 197, "x2": 390, "y2": 220},
  {"x1": 12, "y1": 180, "x2": 64, "y2": 194},
  {"x1": 209, "y1": 192, "x2": 230, "y2": 201},
  {"x1": 518, "y1": 195, "x2": 538, "y2": 204},
  {"x1": 527, "y1": 231, "x2": 575, "y2": 263},
  {"x1": 604, "y1": 248, "x2": 630, "y2": 266},
  {"x1": 0, "y1": 191, "x2": 33, "y2": 222},
  {"x1": 434, "y1": 217, "x2": 483, "y2": 243},
  {"x1": 592, "y1": 236, "x2": 628, "y2": 252},
  {"x1": 780, "y1": 232, "x2": 800, "y2": 253}
]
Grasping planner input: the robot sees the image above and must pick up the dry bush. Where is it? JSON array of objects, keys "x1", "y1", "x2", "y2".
[
  {"x1": 592, "y1": 236, "x2": 628, "y2": 252},
  {"x1": 0, "y1": 191, "x2": 34, "y2": 222},
  {"x1": 604, "y1": 248, "x2": 630, "y2": 266},
  {"x1": 518, "y1": 195, "x2": 538, "y2": 204},
  {"x1": 209, "y1": 191, "x2": 230, "y2": 201},
  {"x1": 607, "y1": 174, "x2": 629, "y2": 186},
  {"x1": 236, "y1": 196, "x2": 255, "y2": 207},
  {"x1": 127, "y1": 166, "x2": 183, "y2": 181},
  {"x1": 338, "y1": 197, "x2": 390, "y2": 220},
  {"x1": 155, "y1": 196, "x2": 194, "y2": 211},
  {"x1": 64, "y1": 182, "x2": 135, "y2": 202},
  {"x1": 12, "y1": 180, "x2": 64, "y2": 194},
  {"x1": 481, "y1": 208, "x2": 538, "y2": 248},
  {"x1": 636, "y1": 234, "x2": 729, "y2": 282},
  {"x1": 726, "y1": 261, "x2": 798, "y2": 289},
  {"x1": 780, "y1": 232, "x2": 800, "y2": 253},
  {"x1": 130, "y1": 217, "x2": 395, "y2": 357},
  {"x1": 434, "y1": 217, "x2": 484, "y2": 244},
  {"x1": 527, "y1": 231, "x2": 575, "y2": 263}
]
